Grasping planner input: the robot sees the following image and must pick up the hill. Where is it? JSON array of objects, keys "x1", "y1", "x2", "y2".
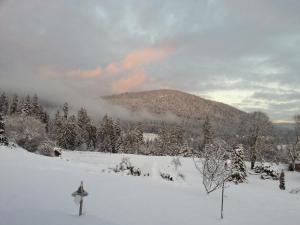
[{"x1": 102, "y1": 89, "x2": 248, "y2": 132}]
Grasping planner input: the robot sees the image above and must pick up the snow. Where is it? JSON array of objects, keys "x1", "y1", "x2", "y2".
[{"x1": 1, "y1": 145, "x2": 300, "y2": 225}]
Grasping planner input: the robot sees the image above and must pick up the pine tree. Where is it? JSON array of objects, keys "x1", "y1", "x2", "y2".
[
  {"x1": 41, "y1": 111, "x2": 50, "y2": 133},
  {"x1": 229, "y1": 144, "x2": 247, "y2": 184},
  {"x1": 22, "y1": 95, "x2": 32, "y2": 116},
  {"x1": 63, "y1": 115, "x2": 78, "y2": 150},
  {"x1": 77, "y1": 108, "x2": 92, "y2": 150},
  {"x1": 279, "y1": 170, "x2": 285, "y2": 190},
  {"x1": 16, "y1": 98, "x2": 24, "y2": 115},
  {"x1": 53, "y1": 110, "x2": 63, "y2": 146},
  {"x1": 0, "y1": 114, "x2": 8, "y2": 146},
  {"x1": 9, "y1": 94, "x2": 19, "y2": 115},
  {"x1": 0, "y1": 92, "x2": 9, "y2": 115},
  {"x1": 63, "y1": 102, "x2": 69, "y2": 120},
  {"x1": 31, "y1": 94, "x2": 40, "y2": 118}
]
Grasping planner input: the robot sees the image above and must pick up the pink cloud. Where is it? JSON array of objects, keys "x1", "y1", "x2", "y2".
[
  {"x1": 112, "y1": 68, "x2": 148, "y2": 93},
  {"x1": 121, "y1": 47, "x2": 174, "y2": 70},
  {"x1": 105, "y1": 63, "x2": 121, "y2": 75}
]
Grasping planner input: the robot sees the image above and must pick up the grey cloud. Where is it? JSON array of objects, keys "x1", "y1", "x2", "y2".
[{"x1": 0, "y1": 0, "x2": 300, "y2": 121}]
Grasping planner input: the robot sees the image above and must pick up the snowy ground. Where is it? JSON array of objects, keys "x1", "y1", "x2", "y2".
[{"x1": 0, "y1": 146, "x2": 300, "y2": 225}]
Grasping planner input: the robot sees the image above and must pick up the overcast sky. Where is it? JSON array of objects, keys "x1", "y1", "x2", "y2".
[{"x1": 0, "y1": 0, "x2": 299, "y2": 121}]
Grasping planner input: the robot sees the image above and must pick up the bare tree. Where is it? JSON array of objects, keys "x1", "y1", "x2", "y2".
[
  {"x1": 286, "y1": 115, "x2": 300, "y2": 171},
  {"x1": 194, "y1": 139, "x2": 231, "y2": 194}
]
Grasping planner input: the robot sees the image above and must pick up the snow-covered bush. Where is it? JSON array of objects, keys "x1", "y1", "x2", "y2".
[
  {"x1": 253, "y1": 164, "x2": 279, "y2": 180},
  {"x1": 160, "y1": 172, "x2": 174, "y2": 181},
  {"x1": 5, "y1": 116, "x2": 47, "y2": 152},
  {"x1": 113, "y1": 157, "x2": 146, "y2": 176},
  {"x1": 37, "y1": 141, "x2": 61, "y2": 157}
]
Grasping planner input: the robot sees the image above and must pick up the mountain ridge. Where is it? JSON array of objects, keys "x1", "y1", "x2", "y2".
[{"x1": 102, "y1": 89, "x2": 247, "y2": 127}]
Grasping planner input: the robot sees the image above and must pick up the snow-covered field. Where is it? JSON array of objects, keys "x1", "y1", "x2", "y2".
[{"x1": 0, "y1": 145, "x2": 300, "y2": 225}]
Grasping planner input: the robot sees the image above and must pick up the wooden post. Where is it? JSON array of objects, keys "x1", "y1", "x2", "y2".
[
  {"x1": 79, "y1": 196, "x2": 83, "y2": 216},
  {"x1": 72, "y1": 181, "x2": 88, "y2": 217},
  {"x1": 221, "y1": 180, "x2": 225, "y2": 219}
]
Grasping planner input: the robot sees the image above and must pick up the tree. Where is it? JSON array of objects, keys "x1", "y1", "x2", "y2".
[
  {"x1": 9, "y1": 94, "x2": 19, "y2": 115},
  {"x1": 229, "y1": 144, "x2": 247, "y2": 184},
  {"x1": 31, "y1": 94, "x2": 40, "y2": 118},
  {"x1": 98, "y1": 115, "x2": 116, "y2": 153},
  {"x1": 203, "y1": 115, "x2": 214, "y2": 147},
  {"x1": 194, "y1": 139, "x2": 231, "y2": 194},
  {"x1": 240, "y1": 112, "x2": 273, "y2": 169},
  {"x1": 5, "y1": 116, "x2": 47, "y2": 152},
  {"x1": 77, "y1": 108, "x2": 91, "y2": 150},
  {"x1": 63, "y1": 102, "x2": 69, "y2": 120},
  {"x1": 22, "y1": 95, "x2": 32, "y2": 116},
  {"x1": 286, "y1": 115, "x2": 300, "y2": 171},
  {"x1": 0, "y1": 114, "x2": 8, "y2": 146},
  {"x1": 133, "y1": 122, "x2": 144, "y2": 154},
  {"x1": 0, "y1": 92, "x2": 9, "y2": 115}
]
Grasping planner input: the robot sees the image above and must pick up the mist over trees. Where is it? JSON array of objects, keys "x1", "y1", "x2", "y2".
[{"x1": 0, "y1": 90, "x2": 299, "y2": 168}]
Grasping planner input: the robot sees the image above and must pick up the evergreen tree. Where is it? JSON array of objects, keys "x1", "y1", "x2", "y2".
[
  {"x1": 63, "y1": 102, "x2": 69, "y2": 120},
  {"x1": 31, "y1": 94, "x2": 40, "y2": 118},
  {"x1": 9, "y1": 94, "x2": 18, "y2": 115},
  {"x1": 41, "y1": 111, "x2": 50, "y2": 133},
  {"x1": 53, "y1": 110, "x2": 63, "y2": 145},
  {"x1": 16, "y1": 98, "x2": 24, "y2": 115},
  {"x1": 22, "y1": 95, "x2": 32, "y2": 116},
  {"x1": 135, "y1": 122, "x2": 144, "y2": 145},
  {"x1": 77, "y1": 108, "x2": 92, "y2": 150},
  {"x1": 279, "y1": 170, "x2": 285, "y2": 190},
  {"x1": 63, "y1": 115, "x2": 78, "y2": 150},
  {"x1": 115, "y1": 136, "x2": 125, "y2": 153},
  {"x1": 229, "y1": 144, "x2": 247, "y2": 184},
  {"x1": 0, "y1": 114, "x2": 8, "y2": 146},
  {"x1": 0, "y1": 92, "x2": 9, "y2": 115}
]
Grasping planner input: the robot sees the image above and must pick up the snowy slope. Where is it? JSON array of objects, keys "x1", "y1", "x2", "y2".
[{"x1": 1, "y1": 146, "x2": 300, "y2": 225}]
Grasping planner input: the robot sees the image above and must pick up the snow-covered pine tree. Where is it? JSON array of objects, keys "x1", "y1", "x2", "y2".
[
  {"x1": 31, "y1": 94, "x2": 40, "y2": 118},
  {"x1": 9, "y1": 94, "x2": 18, "y2": 115},
  {"x1": 63, "y1": 115, "x2": 78, "y2": 150},
  {"x1": 0, "y1": 114, "x2": 8, "y2": 146},
  {"x1": 0, "y1": 92, "x2": 9, "y2": 115},
  {"x1": 16, "y1": 97, "x2": 24, "y2": 115},
  {"x1": 22, "y1": 95, "x2": 32, "y2": 116},
  {"x1": 135, "y1": 122, "x2": 144, "y2": 145},
  {"x1": 279, "y1": 170, "x2": 285, "y2": 190},
  {"x1": 53, "y1": 110, "x2": 64, "y2": 147},
  {"x1": 229, "y1": 144, "x2": 247, "y2": 184},
  {"x1": 63, "y1": 102, "x2": 69, "y2": 120},
  {"x1": 115, "y1": 136, "x2": 125, "y2": 153},
  {"x1": 41, "y1": 111, "x2": 50, "y2": 133},
  {"x1": 77, "y1": 108, "x2": 91, "y2": 149}
]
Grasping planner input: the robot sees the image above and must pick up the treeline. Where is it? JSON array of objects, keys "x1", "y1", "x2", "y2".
[
  {"x1": 0, "y1": 92, "x2": 192, "y2": 156},
  {"x1": 0, "y1": 91, "x2": 299, "y2": 169}
]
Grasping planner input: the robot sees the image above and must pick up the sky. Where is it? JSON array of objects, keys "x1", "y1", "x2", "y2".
[{"x1": 0, "y1": 0, "x2": 300, "y2": 122}]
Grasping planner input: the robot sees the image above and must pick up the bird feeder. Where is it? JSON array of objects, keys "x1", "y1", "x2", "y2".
[{"x1": 72, "y1": 181, "x2": 88, "y2": 216}]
